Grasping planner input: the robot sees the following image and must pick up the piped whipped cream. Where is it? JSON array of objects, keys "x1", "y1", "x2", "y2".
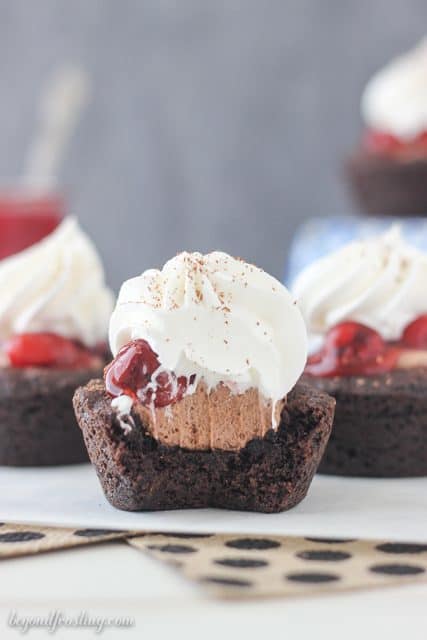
[
  {"x1": 292, "y1": 227, "x2": 427, "y2": 349},
  {"x1": 362, "y1": 37, "x2": 427, "y2": 140},
  {"x1": 111, "y1": 395, "x2": 135, "y2": 434},
  {"x1": 109, "y1": 251, "x2": 307, "y2": 426},
  {"x1": 0, "y1": 217, "x2": 114, "y2": 347}
]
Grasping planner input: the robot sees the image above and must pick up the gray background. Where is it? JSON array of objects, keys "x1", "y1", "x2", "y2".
[{"x1": 0, "y1": 1, "x2": 425, "y2": 290}]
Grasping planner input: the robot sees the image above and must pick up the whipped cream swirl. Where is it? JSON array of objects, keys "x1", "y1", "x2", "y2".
[
  {"x1": 292, "y1": 227, "x2": 427, "y2": 349},
  {"x1": 0, "y1": 217, "x2": 114, "y2": 347},
  {"x1": 362, "y1": 37, "x2": 427, "y2": 140},
  {"x1": 109, "y1": 251, "x2": 307, "y2": 423}
]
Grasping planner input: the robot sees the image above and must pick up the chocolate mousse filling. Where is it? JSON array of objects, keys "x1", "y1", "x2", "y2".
[{"x1": 132, "y1": 383, "x2": 285, "y2": 451}]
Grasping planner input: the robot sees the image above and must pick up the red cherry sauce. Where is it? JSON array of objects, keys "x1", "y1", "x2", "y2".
[
  {"x1": 4, "y1": 332, "x2": 100, "y2": 369},
  {"x1": 401, "y1": 314, "x2": 427, "y2": 349},
  {"x1": 0, "y1": 192, "x2": 63, "y2": 260},
  {"x1": 306, "y1": 322, "x2": 400, "y2": 377},
  {"x1": 105, "y1": 339, "x2": 194, "y2": 409},
  {"x1": 363, "y1": 129, "x2": 427, "y2": 158}
]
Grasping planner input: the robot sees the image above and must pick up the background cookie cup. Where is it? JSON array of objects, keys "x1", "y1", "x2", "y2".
[
  {"x1": 293, "y1": 228, "x2": 427, "y2": 477},
  {"x1": 346, "y1": 38, "x2": 427, "y2": 217},
  {"x1": 305, "y1": 368, "x2": 427, "y2": 477},
  {"x1": 0, "y1": 366, "x2": 104, "y2": 466},
  {"x1": 0, "y1": 218, "x2": 114, "y2": 466}
]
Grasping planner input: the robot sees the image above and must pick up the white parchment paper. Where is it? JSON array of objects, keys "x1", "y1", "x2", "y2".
[{"x1": 0, "y1": 465, "x2": 426, "y2": 542}]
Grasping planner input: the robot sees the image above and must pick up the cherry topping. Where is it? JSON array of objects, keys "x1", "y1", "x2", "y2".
[
  {"x1": 5, "y1": 333, "x2": 96, "y2": 369},
  {"x1": 306, "y1": 321, "x2": 399, "y2": 377},
  {"x1": 139, "y1": 370, "x2": 190, "y2": 408},
  {"x1": 105, "y1": 339, "x2": 193, "y2": 408},
  {"x1": 401, "y1": 314, "x2": 427, "y2": 350},
  {"x1": 364, "y1": 128, "x2": 427, "y2": 157},
  {"x1": 105, "y1": 339, "x2": 158, "y2": 397}
]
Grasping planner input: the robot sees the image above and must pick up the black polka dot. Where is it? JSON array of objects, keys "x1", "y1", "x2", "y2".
[
  {"x1": 214, "y1": 557, "x2": 268, "y2": 569},
  {"x1": 297, "y1": 550, "x2": 352, "y2": 562},
  {"x1": 147, "y1": 544, "x2": 198, "y2": 554},
  {"x1": 305, "y1": 537, "x2": 356, "y2": 544},
  {"x1": 225, "y1": 538, "x2": 280, "y2": 550},
  {"x1": 201, "y1": 576, "x2": 253, "y2": 588},
  {"x1": 0, "y1": 531, "x2": 45, "y2": 543},
  {"x1": 73, "y1": 528, "x2": 122, "y2": 537},
  {"x1": 376, "y1": 543, "x2": 427, "y2": 555},
  {"x1": 286, "y1": 572, "x2": 341, "y2": 584},
  {"x1": 150, "y1": 532, "x2": 213, "y2": 539},
  {"x1": 369, "y1": 563, "x2": 425, "y2": 576}
]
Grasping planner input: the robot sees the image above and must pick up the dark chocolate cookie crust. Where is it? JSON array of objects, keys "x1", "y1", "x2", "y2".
[
  {"x1": 304, "y1": 368, "x2": 427, "y2": 477},
  {"x1": 346, "y1": 150, "x2": 427, "y2": 217},
  {"x1": 73, "y1": 380, "x2": 335, "y2": 513},
  {"x1": 0, "y1": 366, "x2": 103, "y2": 466}
]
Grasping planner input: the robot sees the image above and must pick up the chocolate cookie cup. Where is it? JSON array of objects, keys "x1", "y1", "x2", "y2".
[
  {"x1": 0, "y1": 366, "x2": 104, "y2": 466},
  {"x1": 74, "y1": 250, "x2": 335, "y2": 512},
  {"x1": 74, "y1": 379, "x2": 334, "y2": 512},
  {"x1": 304, "y1": 368, "x2": 427, "y2": 477},
  {"x1": 346, "y1": 152, "x2": 427, "y2": 217}
]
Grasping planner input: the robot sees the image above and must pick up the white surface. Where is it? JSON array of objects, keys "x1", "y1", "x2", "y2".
[
  {"x1": 0, "y1": 543, "x2": 426, "y2": 640},
  {"x1": 1, "y1": 464, "x2": 426, "y2": 542}
]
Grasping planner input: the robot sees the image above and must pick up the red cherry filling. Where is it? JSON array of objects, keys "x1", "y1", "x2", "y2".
[
  {"x1": 306, "y1": 322, "x2": 400, "y2": 377},
  {"x1": 104, "y1": 339, "x2": 194, "y2": 408},
  {"x1": 5, "y1": 333, "x2": 97, "y2": 369},
  {"x1": 139, "y1": 370, "x2": 190, "y2": 408},
  {"x1": 364, "y1": 128, "x2": 427, "y2": 157},
  {"x1": 401, "y1": 314, "x2": 427, "y2": 350}
]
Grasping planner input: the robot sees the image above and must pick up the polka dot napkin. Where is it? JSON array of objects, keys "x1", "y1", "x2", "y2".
[
  {"x1": 1, "y1": 522, "x2": 425, "y2": 599},
  {"x1": 129, "y1": 533, "x2": 427, "y2": 598},
  {"x1": 0, "y1": 523, "x2": 131, "y2": 557}
]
